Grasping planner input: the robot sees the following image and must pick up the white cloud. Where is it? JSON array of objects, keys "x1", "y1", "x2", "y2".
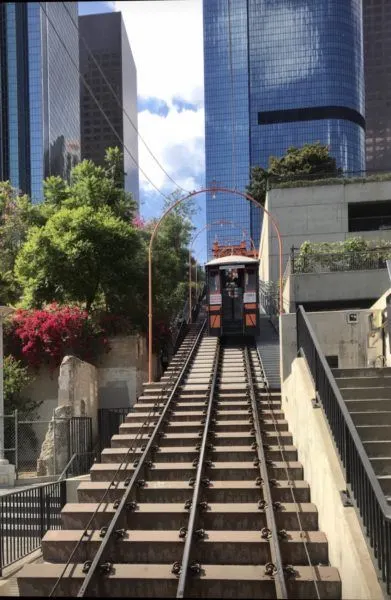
[
  {"x1": 115, "y1": 0, "x2": 205, "y2": 216},
  {"x1": 102, "y1": 1, "x2": 116, "y2": 10}
]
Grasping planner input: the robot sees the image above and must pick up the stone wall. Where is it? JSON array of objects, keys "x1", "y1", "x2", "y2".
[
  {"x1": 36, "y1": 356, "x2": 99, "y2": 476},
  {"x1": 97, "y1": 334, "x2": 157, "y2": 408},
  {"x1": 19, "y1": 334, "x2": 158, "y2": 421}
]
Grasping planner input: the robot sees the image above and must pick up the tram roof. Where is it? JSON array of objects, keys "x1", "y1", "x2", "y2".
[{"x1": 205, "y1": 254, "x2": 259, "y2": 267}]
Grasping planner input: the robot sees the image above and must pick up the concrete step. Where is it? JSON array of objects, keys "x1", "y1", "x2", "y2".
[
  {"x1": 344, "y1": 399, "x2": 391, "y2": 412},
  {"x1": 41, "y1": 528, "x2": 328, "y2": 565},
  {"x1": 370, "y1": 457, "x2": 391, "y2": 476},
  {"x1": 89, "y1": 461, "x2": 303, "y2": 482},
  {"x1": 61, "y1": 501, "x2": 318, "y2": 531},
  {"x1": 341, "y1": 387, "x2": 391, "y2": 400},
  {"x1": 355, "y1": 424, "x2": 391, "y2": 441},
  {"x1": 333, "y1": 367, "x2": 391, "y2": 378},
  {"x1": 336, "y1": 376, "x2": 391, "y2": 389},
  {"x1": 364, "y1": 440, "x2": 391, "y2": 458},
  {"x1": 110, "y1": 431, "x2": 293, "y2": 448},
  {"x1": 350, "y1": 411, "x2": 391, "y2": 426},
  {"x1": 377, "y1": 475, "x2": 391, "y2": 496},
  {"x1": 77, "y1": 480, "x2": 311, "y2": 504},
  {"x1": 101, "y1": 444, "x2": 298, "y2": 464},
  {"x1": 17, "y1": 563, "x2": 341, "y2": 598}
]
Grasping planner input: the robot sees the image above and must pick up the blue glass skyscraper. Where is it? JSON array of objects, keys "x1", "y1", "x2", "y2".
[
  {"x1": 0, "y1": 2, "x2": 80, "y2": 203},
  {"x1": 204, "y1": 0, "x2": 365, "y2": 255}
]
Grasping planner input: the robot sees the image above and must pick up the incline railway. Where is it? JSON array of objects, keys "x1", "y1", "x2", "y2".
[{"x1": 17, "y1": 253, "x2": 342, "y2": 598}]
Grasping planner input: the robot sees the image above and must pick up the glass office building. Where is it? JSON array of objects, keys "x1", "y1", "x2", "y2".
[
  {"x1": 79, "y1": 12, "x2": 139, "y2": 205},
  {"x1": 0, "y1": 2, "x2": 80, "y2": 203},
  {"x1": 204, "y1": 0, "x2": 365, "y2": 255},
  {"x1": 363, "y1": 0, "x2": 391, "y2": 172}
]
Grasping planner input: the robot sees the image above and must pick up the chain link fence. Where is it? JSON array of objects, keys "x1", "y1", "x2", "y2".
[{"x1": 4, "y1": 412, "x2": 92, "y2": 479}]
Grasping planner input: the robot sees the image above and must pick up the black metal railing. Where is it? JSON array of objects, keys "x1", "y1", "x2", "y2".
[
  {"x1": 98, "y1": 407, "x2": 132, "y2": 453},
  {"x1": 259, "y1": 279, "x2": 280, "y2": 316},
  {"x1": 291, "y1": 247, "x2": 391, "y2": 274},
  {"x1": 0, "y1": 480, "x2": 66, "y2": 576},
  {"x1": 297, "y1": 306, "x2": 391, "y2": 592}
]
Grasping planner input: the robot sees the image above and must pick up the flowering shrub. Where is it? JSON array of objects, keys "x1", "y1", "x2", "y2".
[
  {"x1": 132, "y1": 215, "x2": 146, "y2": 229},
  {"x1": 6, "y1": 304, "x2": 109, "y2": 370}
]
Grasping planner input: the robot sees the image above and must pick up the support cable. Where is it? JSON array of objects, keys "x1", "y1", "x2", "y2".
[
  {"x1": 244, "y1": 346, "x2": 288, "y2": 599},
  {"x1": 254, "y1": 344, "x2": 321, "y2": 600},
  {"x1": 39, "y1": 2, "x2": 172, "y2": 202},
  {"x1": 61, "y1": 1, "x2": 190, "y2": 195},
  {"x1": 176, "y1": 340, "x2": 220, "y2": 598},
  {"x1": 48, "y1": 321, "x2": 205, "y2": 597}
]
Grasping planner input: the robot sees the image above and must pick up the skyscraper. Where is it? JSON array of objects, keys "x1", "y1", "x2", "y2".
[
  {"x1": 203, "y1": 0, "x2": 365, "y2": 255},
  {"x1": 0, "y1": 2, "x2": 80, "y2": 202},
  {"x1": 79, "y1": 12, "x2": 139, "y2": 205},
  {"x1": 363, "y1": 0, "x2": 391, "y2": 172}
]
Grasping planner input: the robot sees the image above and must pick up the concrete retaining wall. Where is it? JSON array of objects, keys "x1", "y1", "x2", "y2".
[
  {"x1": 19, "y1": 334, "x2": 159, "y2": 419},
  {"x1": 280, "y1": 310, "x2": 383, "y2": 382},
  {"x1": 282, "y1": 357, "x2": 383, "y2": 599}
]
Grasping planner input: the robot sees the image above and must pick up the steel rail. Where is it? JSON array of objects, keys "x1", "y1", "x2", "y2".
[
  {"x1": 243, "y1": 346, "x2": 288, "y2": 600},
  {"x1": 76, "y1": 320, "x2": 207, "y2": 597},
  {"x1": 176, "y1": 340, "x2": 221, "y2": 598},
  {"x1": 49, "y1": 321, "x2": 205, "y2": 597},
  {"x1": 254, "y1": 344, "x2": 321, "y2": 599}
]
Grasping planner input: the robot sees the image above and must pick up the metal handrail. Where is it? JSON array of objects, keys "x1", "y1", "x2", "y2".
[
  {"x1": 176, "y1": 339, "x2": 220, "y2": 597},
  {"x1": 57, "y1": 454, "x2": 77, "y2": 481},
  {"x1": 297, "y1": 306, "x2": 391, "y2": 516},
  {"x1": 75, "y1": 320, "x2": 207, "y2": 597},
  {"x1": 297, "y1": 305, "x2": 391, "y2": 593},
  {"x1": 244, "y1": 346, "x2": 288, "y2": 599}
]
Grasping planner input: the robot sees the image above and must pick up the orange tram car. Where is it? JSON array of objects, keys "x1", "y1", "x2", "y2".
[{"x1": 205, "y1": 245, "x2": 260, "y2": 337}]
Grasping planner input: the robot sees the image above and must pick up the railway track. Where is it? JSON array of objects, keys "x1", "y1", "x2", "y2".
[{"x1": 18, "y1": 320, "x2": 341, "y2": 598}]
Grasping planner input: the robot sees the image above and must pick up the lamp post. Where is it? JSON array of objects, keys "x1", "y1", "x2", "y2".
[{"x1": 0, "y1": 306, "x2": 16, "y2": 487}]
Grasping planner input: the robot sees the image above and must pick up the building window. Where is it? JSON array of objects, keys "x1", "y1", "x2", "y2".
[{"x1": 348, "y1": 200, "x2": 391, "y2": 232}]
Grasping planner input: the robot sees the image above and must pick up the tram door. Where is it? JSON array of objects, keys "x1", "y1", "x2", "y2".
[{"x1": 221, "y1": 266, "x2": 244, "y2": 333}]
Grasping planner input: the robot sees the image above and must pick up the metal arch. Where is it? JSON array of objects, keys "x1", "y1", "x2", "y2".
[{"x1": 148, "y1": 185, "x2": 284, "y2": 382}]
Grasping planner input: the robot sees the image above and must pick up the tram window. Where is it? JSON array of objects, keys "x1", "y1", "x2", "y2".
[
  {"x1": 209, "y1": 270, "x2": 220, "y2": 292},
  {"x1": 245, "y1": 269, "x2": 256, "y2": 291}
]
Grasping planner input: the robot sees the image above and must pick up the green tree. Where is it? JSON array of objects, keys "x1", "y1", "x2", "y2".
[
  {"x1": 15, "y1": 205, "x2": 142, "y2": 311},
  {"x1": 247, "y1": 142, "x2": 341, "y2": 206},
  {"x1": 0, "y1": 182, "x2": 42, "y2": 304},
  {"x1": 3, "y1": 355, "x2": 39, "y2": 415}
]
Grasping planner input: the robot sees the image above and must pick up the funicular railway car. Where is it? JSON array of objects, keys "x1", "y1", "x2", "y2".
[{"x1": 206, "y1": 254, "x2": 260, "y2": 336}]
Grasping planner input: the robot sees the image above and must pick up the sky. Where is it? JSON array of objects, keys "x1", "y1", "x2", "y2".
[{"x1": 78, "y1": 0, "x2": 207, "y2": 261}]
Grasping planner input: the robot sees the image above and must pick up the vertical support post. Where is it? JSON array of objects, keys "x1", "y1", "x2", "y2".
[
  {"x1": 0, "y1": 316, "x2": 5, "y2": 463},
  {"x1": 291, "y1": 245, "x2": 295, "y2": 273},
  {"x1": 14, "y1": 410, "x2": 18, "y2": 477},
  {"x1": 39, "y1": 486, "x2": 45, "y2": 539},
  {"x1": 189, "y1": 247, "x2": 192, "y2": 323}
]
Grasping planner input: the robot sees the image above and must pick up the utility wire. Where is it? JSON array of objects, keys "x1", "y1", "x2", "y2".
[
  {"x1": 62, "y1": 1, "x2": 190, "y2": 195},
  {"x1": 39, "y1": 1, "x2": 171, "y2": 202}
]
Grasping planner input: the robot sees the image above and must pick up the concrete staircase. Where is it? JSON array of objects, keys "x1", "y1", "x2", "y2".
[
  {"x1": 333, "y1": 367, "x2": 391, "y2": 501},
  {"x1": 16, "y1": 332, "x2": 341, "y2": 597}
]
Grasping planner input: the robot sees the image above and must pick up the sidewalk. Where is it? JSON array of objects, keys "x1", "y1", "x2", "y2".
[{"x1": 0, "y1": 550, "x2": 43, "y2": 597}]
